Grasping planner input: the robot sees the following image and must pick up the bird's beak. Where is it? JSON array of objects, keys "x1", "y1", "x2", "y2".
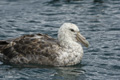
[{"x1": 76, "y1": 32, "x2": 89, "y2": 47}]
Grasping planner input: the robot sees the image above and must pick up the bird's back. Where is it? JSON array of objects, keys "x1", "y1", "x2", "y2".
[{"x1": 0, "y1": 33, "x2": 60, "y2": 66}]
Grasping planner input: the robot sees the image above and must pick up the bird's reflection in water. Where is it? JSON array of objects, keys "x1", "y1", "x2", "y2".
[
  {"x1": 0, "y1": 63, "x2": 86, "y2": 80},
  {"x1": 51, "y1": 63, "x2": 86, "y2": 80},
  {"x1": 54, "y1": 66, "x2": 86, "y2": 80}
]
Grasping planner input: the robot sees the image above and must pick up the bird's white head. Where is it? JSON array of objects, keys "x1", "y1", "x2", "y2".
[{"x1": 58, "y1": 23, "x2": 89, "y2": 47}]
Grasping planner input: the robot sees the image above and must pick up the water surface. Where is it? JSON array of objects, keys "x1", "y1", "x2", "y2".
[{"x1": 0, "y1": 0, "x2": 120, "y2": 80}]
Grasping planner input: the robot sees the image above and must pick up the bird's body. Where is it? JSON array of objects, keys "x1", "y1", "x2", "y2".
[{"x1": 0, "y1": 23, "x2": 89, "y2": 66}]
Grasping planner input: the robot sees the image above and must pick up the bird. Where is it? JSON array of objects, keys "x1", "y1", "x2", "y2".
[{"x1": 0, "y1": 23, "x2": 89, "y2": 66}]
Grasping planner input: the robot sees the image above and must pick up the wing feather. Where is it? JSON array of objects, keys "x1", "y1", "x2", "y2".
[{"x1": 2, "y1": 33, "x2": 60, "y2": 65}]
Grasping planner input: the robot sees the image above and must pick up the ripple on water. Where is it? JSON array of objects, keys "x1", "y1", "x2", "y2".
[{"x1": 0, "y1": 0, "x2": 120, "y2": 80}]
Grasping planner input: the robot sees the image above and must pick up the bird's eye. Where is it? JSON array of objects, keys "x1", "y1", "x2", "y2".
[{"x1": 70, "y1": 29, "x2": 75, "y2": 32}]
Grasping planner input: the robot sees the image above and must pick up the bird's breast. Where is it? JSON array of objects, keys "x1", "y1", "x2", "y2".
[{"x1": 55, "y1": 46, "x2": 83, "y2": 66}]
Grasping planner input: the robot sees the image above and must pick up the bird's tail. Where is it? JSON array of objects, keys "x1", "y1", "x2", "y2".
[
  {"x1": 0, "y1": 40, "x2": 9, "y2": 53},
  {"x1": 0, "y1": 40, "x2": 9, "y2": 62}
]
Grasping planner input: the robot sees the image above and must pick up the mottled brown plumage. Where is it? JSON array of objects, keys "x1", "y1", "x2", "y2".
[{"x1": 0, "y1": 33, "x2": 60, "y2": 66}]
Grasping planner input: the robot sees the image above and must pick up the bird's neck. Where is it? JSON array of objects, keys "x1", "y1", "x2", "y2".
[
  {"x1": 56, "y1": 39, "x2": 83, "y2": 66},
  {"x1": 58, "y1": 31, "x2": 81, "y2": 48}
]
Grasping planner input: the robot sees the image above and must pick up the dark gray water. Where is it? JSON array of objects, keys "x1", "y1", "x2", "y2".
[{"x1": 0, "y1": 0, "x2": 120, "y2": 80}]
